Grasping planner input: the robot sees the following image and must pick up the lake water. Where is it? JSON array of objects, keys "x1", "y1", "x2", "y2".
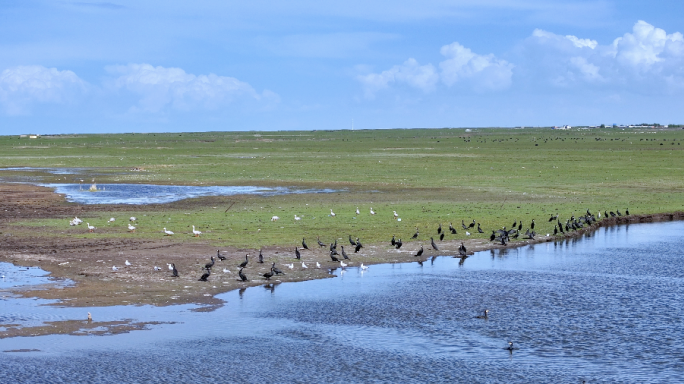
[{"x1": 1, "y1": 221, "x2": 683, "y2": 383}]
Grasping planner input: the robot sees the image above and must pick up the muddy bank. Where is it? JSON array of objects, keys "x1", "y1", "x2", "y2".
[{"x1": 1, "y1": 183, "x2": 682, "y2": 309}]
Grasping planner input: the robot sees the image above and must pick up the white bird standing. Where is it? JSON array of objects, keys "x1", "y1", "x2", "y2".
[
  {"x1": 73, "y1": 217, "x2": 83, "y2": 225},
  {"x1": 130, "y1": 217, "x2": 136, "y2": 221},
  {"x1": 340, "y1": 261, "x2": 347, "y2": 268},
  {"x1": 294, "y1": 215, "x2": 301, "y2": 221},
  {"x1": 125, "y1": 260, "x2": 131, "y2": 266},
  {"x1": 154, "y1": 266, "x2": 161, "y2": 271},
  {"x1": 192, "y1": 225, "x2": 202, "y2": 237},
  {"x1": 112, "y1": 265, "x2": 118, "y2": 272},
  {"x1": 167, "y1": 263, "x2": 174, "y2": 271},
  {"x1": 223, "y1": 268, "x2": 231, "y2": 273},
  {"x1": 302, "y1": 262, "x2": 308, "y2": 269},
  {"x1": 356, "y1": 207, "x2": 360, "y2": 215},
  {"x1": 163, "y1": 228, "x2": 174, "y2": 236},
  {"x1": 393, "y1": 211, "x2": 399, "y2": 220},
  {"x1": 128, "y1": 223, "x2": 136, "y2": 231},
  {"x1": 370, "y1": 207, "x2": 376, "y2": 215},
  {"x1": 330, "y1": 209, "x2": 336, "y2": 217},
  {"x1": 465, "y1": 231, "x2": 471, "y2": 236},
  {"x1": 287, "y1": 263, "x2": 294, "y2": 269},
  {"x1": 316, "y1": 262, "x2": 321, "y2": 268},
  {"x1": 108, "y1": 217, "x2": 115, "y2": 222},
  {"x1": 360, "y1": 263, "x2": 368, "y2": 270},
  {"x1": 87, "y1": 223, "x2": 95, "y2": 232}
]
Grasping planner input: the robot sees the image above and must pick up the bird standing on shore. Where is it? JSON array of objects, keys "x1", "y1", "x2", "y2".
[
  {"x1": 414, "y1": 246, "x2": 424, "y2": 257},
  {"x1": 395, "y1": 238, "x2": 403, "y2": 249},
  {"x1": 302, "y1": 238, "x2": 309, "y2": 250},
  {"x1": 198, "y1": 268, "x2": 210, "y2": 281},
  {"x1": 295, "y1": 247, "x2": 301, "y2": 260},
  {"x1": 205, "y1": 256, "x2": 215, "y2": 270},
  {"x1": 431, "y1": 237, "x2": 439, "y2": 251},
  {"x1": 238, "y1": 268, "x2": 248, "y2": 281},
  {"x1": 217, "y1": 250, "x2": 226, "y2": 261},
  {"x1": 192, "y1": 225, "x2": 202, "y2": 237},
  {"x1": 258, "y1": 249, "x2": 264, "y2": 263},
  {"x1": 238, "y1": 254, "x2": 249, "y2": 268},
  {"x1": 172, "y1": 263, "x2": 178, "y2": 277},
  {"x1": 317, "y1": 236, "x2": 326, "y2": 248},
  {"x1": 341, "y1": 246, "x2": 350, "y2": 260},
  {"x1": 163, "y1": 228, "x2": 174, "y2": 236}
]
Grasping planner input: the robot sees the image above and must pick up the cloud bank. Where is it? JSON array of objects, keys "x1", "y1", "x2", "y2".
[{"x1": 0, "y1": 65, "x2": 86, "y2": 115}]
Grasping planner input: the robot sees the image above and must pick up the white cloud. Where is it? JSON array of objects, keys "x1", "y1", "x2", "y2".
[
  {"x1": 107, "y1": 63, "x2": 276, "y2": 112},
  {"x1": 357, "y1": 58, "x2": 438, "y2": 98},
  {"x1": 523, "y1": 21, "x2": 684, "y2": 90},
  {"x1": 612, "y1": 20, "x2": 684, "y2": 69},
  {"x1": 0, "y1": 65, "x2": 86, "y2": 115},
  {"x1": 439, "y1": 42, "x2": 513, "y2": 91},
  {"x1": 358, "y1": 42, "x2": 511, "y2": 98}
]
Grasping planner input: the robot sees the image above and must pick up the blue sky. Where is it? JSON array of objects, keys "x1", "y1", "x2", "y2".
[{"x1": 1, "y1": 0, "x2": 683, "y2": 134}]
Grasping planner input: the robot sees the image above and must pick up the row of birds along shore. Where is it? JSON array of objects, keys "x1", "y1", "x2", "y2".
[{"x1": 115, "y1": 207, "x2": 628, "y2": 282}]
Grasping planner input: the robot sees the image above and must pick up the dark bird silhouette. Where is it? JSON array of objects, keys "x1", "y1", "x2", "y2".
[
  {"x1": 271, "y1": 262, "x2": 284, "y2": 275},
  {"x1": 341, "y1": 246, "x2": 350, "y2": 260},
  {"x1": 476, "y1": 309, "x2": 489, "y2": 319},
  {"x1": 295, "y1": 247, "x2": 301, "y2": 260},
  {"x1": 238, "y1": 254, "x2": 249, "y2": 268},
  {"x1": 412, "y1": 227, "x2": 419, "y2": 239},
  {"x1": 490, "y1": 230, "x2": 496, "y2": 241},
  {"x1": 238, "y1": 267, "x2": 248, "y2": 282},
  {"x1": 317, "y1": 236, "x2": 326, "y2": 248},
  {"x1": 616, "y1": 209, "x2": 622, "y2": 216},
  {"x1": 468, "y1": 219, "x2": 476, "y2": 229},
  {"x1": 395, "y1": 238, "x2": 403, "y2": 249},
  {"x1": 626, "y1": 208, "x2": 630, "y2": 215},
  {"x1": 477, "y1": 223, "x2": 484, "y2": 233},
  {"x1": 431, "y1": 237, "x2": 439, "y2": 251},
  {"x1": 506, "y1": 341, "x2": 515, "y2": 352},
  {"x1": 172, "y1": 263, "x2": 178, "y2": 277},
  {"x1": 302, "y1": 238, "x2": 309, "y2": 250},
  {"x1": 558, "y1": 224, "x2": 564, "y2": 234},
  {"x1": 416, "y1": 259, "x2": 424, "y2": 267},
  {"x1": 262, "y1": 268, "x2": 274, "y2": 280},
  {"x1": 198, "y1": 268, "x2": 210, "y2": 281},
  {"x1": 330, "y1": 252, "x2": 340, "y2": 262},
  {"x1": 330, "y1": 244, "x2": 339, "y2": 256},
  {"x1": 610, "y1": 211, "x2": 616, "y2": 217},
  {"x1": 439, "y1": 233, "x2": 445, "y2": 241},
  {"x1": 449, "y1": 222, "x2": 457, "y2": 234},
  {"x1": 459, "y1": 242, "x2": 467, "y2": 257},
  {"x1": 391, "y1": 235, "x2": 396, "y2": 246},
  {"x1": 217, "y1": 250, "x2": 226, "y2": 261},
  {"x1": 530, "y1": 219, "x2": 535, "y2": 230},
  {"x1": 354, "y1": 242, "x2": 362, "y2": 253},
  {"x1": 548, "y1": 214, "x2": 558, "y2": 222},
  {"x1": 258, "y1": 248, "x2": 264, "y2": 263},
  {"x1": 349, "y1": 235, "x2": 356, "y2": 246},
  {"x1": 414, "y1": 245, "x2": 424, "y2": 257},
  {"x1": 554, "y1": 225, "x2": 558, "y2": 235},
  {"x1": 205, "y1": 256, "x2": 215, "y2": 270},
  {"x1": 518, "y1": 222, "x2": 522, "y2": 231},
  {"x1": 512, "y1": 219, "x2": 517, "y2": 228},
  {"x1": 462, "y1": 220, "x2": 468, "y2": 230},
  {"x1": 437, "y1": 223, "x2": 442, "y2": 234}
]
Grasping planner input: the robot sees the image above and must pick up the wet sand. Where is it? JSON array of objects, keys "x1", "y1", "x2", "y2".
[{"x1": 1, "y1": 183, "x2": 682, "y2": 311}]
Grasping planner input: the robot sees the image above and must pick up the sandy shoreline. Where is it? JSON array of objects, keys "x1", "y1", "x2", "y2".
[{"x1": 1, "y1": 183, "x2": 682, "y2": 310}]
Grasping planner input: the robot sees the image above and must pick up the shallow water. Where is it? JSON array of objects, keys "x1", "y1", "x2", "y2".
[
  {"x1": 37, "y1": 183, "x2": 338, "y2": 205},
  {"x1": 1, "y1": 221, "x2": 683, "y2": 383}
]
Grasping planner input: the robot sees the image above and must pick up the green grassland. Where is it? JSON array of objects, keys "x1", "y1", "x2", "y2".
[{"x1": 2, "y1": 127, "x2": 683, "y2": 248}]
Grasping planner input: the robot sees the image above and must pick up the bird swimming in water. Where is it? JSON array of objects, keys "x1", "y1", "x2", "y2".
[{"x1": 476, "y1": 309, "x2": 489, "y2": 319}]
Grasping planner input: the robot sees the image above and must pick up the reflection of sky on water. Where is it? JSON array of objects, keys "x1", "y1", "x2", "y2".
[{"x1": 37, "y1": 183, "x2": 338, "y2": 205}]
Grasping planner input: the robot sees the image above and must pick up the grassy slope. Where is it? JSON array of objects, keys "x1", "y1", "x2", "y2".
[{"x1": 1, "y1": 127, "x2": 683, "y2": 248}]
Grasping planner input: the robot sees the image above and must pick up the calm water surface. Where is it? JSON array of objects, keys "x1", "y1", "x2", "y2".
[{"x1": 1, "y1": 221, "x2": 683, "y2": 383}]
